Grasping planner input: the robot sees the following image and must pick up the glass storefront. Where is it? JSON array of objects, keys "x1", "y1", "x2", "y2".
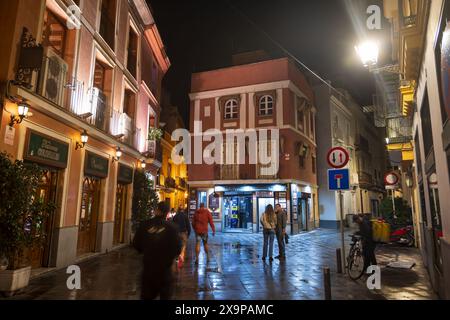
[{"x1": 223, "y1": 194, "x2": 253, "y2": 233}]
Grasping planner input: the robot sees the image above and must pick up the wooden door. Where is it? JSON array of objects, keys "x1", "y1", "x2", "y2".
[
  {"x1": 113, "y1": 184, "x2": 127, "y2": 245},
  {"x1": 77, "y1": 176, "x2": 100, "y2": 256},
  {"x1": 30, "y1": 170, "x2": 58, "y2": 268}
]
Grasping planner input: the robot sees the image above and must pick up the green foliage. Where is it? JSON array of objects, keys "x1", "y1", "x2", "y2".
[
  {"x1": 131, "y1": 170, "x2": 159, "y2": 231},
  {"x1": 0, "y1": 152, "x2": 55, "y2": 269},
  {"x1": 379, "y1": 196, "x2": 413, "y2": 225},
  {"x1": 148, "y1": 128, "x2": 163, "y2": 141}
]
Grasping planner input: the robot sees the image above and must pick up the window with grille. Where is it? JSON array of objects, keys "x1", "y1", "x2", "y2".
[
  {"x1": 259, "y1": 95, "x2": 274, "y2": 116},
  {"x1": 224, "y1": 99, "x2": 239, "y2": 120}
]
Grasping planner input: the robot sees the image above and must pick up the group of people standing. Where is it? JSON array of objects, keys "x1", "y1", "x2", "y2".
[{"x1": 260, "y1": 204, "x2": 288, "y2": 262}]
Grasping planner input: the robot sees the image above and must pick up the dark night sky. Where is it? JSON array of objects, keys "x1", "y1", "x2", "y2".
[{"x1": 148, "y1": 0, "x2": 390, "y2": 121}]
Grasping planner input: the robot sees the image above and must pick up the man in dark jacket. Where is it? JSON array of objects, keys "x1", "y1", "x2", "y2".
[
  {"x1": 133, "y1": 202, "x2": 181, "y2": 300},
  {"x1": 173, "y1": 206, "x2": 191, "y2": 267},
  {"x1": 275, "y1": 204, "x2": 287, "y2": 260},
  {"x1": 354, "y1": 214, "x2": 377, "y2": 271}
]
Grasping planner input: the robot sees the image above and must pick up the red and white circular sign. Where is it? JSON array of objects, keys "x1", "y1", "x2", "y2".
[
  {"x1": 384, "y1": 172, "x2": 399, "y2": 186},
  {"x1": 327, "y1": 147, "x2": 350, "y2": 169}
]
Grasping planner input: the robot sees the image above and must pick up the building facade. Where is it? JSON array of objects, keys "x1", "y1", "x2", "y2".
[
  {"x1": 315, "y1": 84, "x2": 386, "y2": 228},
  {"x1": 383, "y1": 0, "x2": 450, "y2": 298},
  {"x1": 157, "y1": 105, "x2": 188, "y2": 211},
  {"x1": 0, "y1": 0, "x2": 169, "y2": 269},
  {"x1": 188, "y1": 57, "x2": 318, "y2": 234}
]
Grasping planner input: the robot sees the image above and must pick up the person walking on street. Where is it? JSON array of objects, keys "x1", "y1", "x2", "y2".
[
  {"x1": 260, "y1": 204, "x2": 277, "y2": 262},
  {"x1": 173, "y1": 206, "x2": 191, "y2": 268},
  {"x1": 133, "y1": 202, "x2": 181, "y2": 300},
  {"x1": 192, "y1": 203, "x2": 216, "y2": 264},
  {"x1": 353, "y1": 213, "x2": 378, "y2": 271},
  {"x1": 275, "y1": 204, "x2": 287, "y2": 260}
]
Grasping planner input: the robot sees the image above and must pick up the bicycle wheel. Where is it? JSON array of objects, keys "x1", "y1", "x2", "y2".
[{"x1": 348, "y1": 247, "x2": 365, "y2": 280}]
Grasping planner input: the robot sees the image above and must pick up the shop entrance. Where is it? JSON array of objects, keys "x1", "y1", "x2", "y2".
[
  {"x1": 223, "y1": 195, "x2": 253, "y2": 233},
  {"x1": 77, "y1": 176, "x2": 101, "y2": 256},
  {"x1": 30, "y1": 169, "x2": 58, "y2": 268},
  {"x1": 113, "y1": 183, "x2": 127, "y2": 245},
  {"x1": 257, "y1": 198, "x2": 275, "y2": 233}
]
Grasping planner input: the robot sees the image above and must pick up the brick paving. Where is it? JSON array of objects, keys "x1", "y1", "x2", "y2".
[{"x1": 1, "y1": 229, "x2": 438, "y2": 300}]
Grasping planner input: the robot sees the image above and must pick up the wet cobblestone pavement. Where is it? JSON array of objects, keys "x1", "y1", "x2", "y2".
[{"x1": 2, "y1": 229, "x2": 438, "y2": 300}]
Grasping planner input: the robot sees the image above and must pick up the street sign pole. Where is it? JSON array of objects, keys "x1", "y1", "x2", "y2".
[
  {"x1": 391, "y1": 189, "x2": 397, "y2": 218},
  {"x1": 338, "y1": 190, "x2": 346, "y2": 273}
]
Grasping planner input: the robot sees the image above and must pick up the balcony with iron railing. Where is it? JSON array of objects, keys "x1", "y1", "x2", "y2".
[
  {"x1": 14, "y1": 44, "x2": 148, "y2": 151},
  {"x1": 146, "y1": 139, "x2": 163, "y2": 163},
  {"x1": 177, "y1": 177, "x2": 187, "y2": 190},
  {"x1": 358, "y1": 171, "x2": 374, "y2": 187}
]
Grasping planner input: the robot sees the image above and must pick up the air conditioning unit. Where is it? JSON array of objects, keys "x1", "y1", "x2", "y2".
[{"x1": 39, "y1": 47, "x2": 68, "y2": 106}]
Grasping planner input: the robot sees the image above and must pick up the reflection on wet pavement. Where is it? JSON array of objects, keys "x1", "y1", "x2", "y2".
[{"x1": 1, "y1": 229, "x2": 438, "y2": 300}]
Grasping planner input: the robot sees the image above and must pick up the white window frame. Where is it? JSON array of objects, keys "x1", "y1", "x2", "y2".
[
  {"x1": 259, "y1": 95, "x2": 274, "y2": 116},
  {"x1": 224, "y1": 99, "x2": 239, "y2": 120}
]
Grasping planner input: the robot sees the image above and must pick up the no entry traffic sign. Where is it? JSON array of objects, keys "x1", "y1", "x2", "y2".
[
  {"x1": 384, "y1": 172, "x2": 399, "y2": 186},
  {"x1": 327, "y1": 147, "x2": 350, "y2": 169}
]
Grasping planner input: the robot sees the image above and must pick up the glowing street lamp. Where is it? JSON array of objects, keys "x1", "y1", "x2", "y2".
[{"x1": 355, "y1": 40, "x2": 379, "y2": 67}]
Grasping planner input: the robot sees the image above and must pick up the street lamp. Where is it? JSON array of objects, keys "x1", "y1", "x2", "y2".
[
  {"x1": 75, "y1": 130, "x2": 89, "y2": 150},
  {"x1": 113, "y1": 147, "x2": 122, "y2": 162},
  {"x1": 355, "y1": 40, "x2": 379, "y2": 67},
  {"x1": 140, "y1": 159, "x2": 146, "y2": 169},
  {"x1": 9, "y1": 102, "x2": 30, "y2": 127}
]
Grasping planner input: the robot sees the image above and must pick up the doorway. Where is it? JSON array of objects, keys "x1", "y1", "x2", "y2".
[
  {"x1": 77, "y1": 176, "x2": 101, "y2": 256},
  {"x1": 257, "y1": 198, "x2": 275, "y2": 233},
  {"x1": 223, "y1": 195, "x2": 253, "y2": 233},
  {"x1": 113, "y1": 183, "x2": 127, "y2": 245},
  {"x1": 298, "y1": 198, "x2": 310, "y2": 232},
  {"x1": 30, "y1": 169, "x2": 58, "y2": 268}
]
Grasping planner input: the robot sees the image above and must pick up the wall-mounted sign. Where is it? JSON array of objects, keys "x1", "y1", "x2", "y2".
[
  {"x1": 24, "y1": 130, "x2": 69, "y2": 169},
  {"x1": 85, "y1": 151, "x2": 109, "y2": 178},
  {"x1": 118, "y1": 164, "x2": 134, "y2": 185},
  {"x1": 256, "y1": 192, "x2": 274, "y2": 198},
  {"x1": 208, "y1": 193, "x2": 220, "y2": 211},
  {"x1": 4, "y1": 126, "x2": 15, "y2": 146}
]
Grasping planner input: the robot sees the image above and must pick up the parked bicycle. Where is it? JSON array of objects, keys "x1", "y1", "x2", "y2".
[{"x1": 347, "y1": 234, "x2": 366, "y2": 280}]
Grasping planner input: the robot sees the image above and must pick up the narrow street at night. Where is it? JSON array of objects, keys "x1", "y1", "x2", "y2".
[{"x1": 3, "y1": 229, "x2": 435, "y2": 301}]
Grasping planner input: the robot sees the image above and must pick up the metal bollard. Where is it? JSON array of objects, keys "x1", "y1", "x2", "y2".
[
  {"x1": 336, "y1": 248, "x2": 342, "y2": 274},
  {"x1": 323, "y1": 267, "x2": 331, "y2": 300}
]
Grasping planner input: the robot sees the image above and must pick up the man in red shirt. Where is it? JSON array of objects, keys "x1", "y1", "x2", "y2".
[{"x1": 192, "y1": 203, "x2": 216, "y2": 264}]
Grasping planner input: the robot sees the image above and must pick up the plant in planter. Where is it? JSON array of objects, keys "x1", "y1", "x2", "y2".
[
  {"x1": 148, "y1": 128, "x2": 163, "y2": 141},
  {"x1": 131, "y1": 170, "x2": 159, "y2": 232},
  {"x1": 0, "y1": 152, "x2": 55, "y2": 295}
]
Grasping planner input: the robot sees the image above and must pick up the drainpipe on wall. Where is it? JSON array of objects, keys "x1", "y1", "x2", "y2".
[{"x1": 360, "y1": 189, "x2": 364, "y2": 213}]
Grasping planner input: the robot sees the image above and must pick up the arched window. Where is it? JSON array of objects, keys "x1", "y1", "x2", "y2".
[
  {"x1": 259, "y1": 95, "x2": 274, "y2": 116},
  {"x1": 224, "y1": 99, "x2": 239, "y2": 119}
]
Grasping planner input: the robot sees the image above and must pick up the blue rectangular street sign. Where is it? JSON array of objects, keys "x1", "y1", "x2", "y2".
[{"x1": 328, "y1": 169, "x2": 350, "y2": 191}]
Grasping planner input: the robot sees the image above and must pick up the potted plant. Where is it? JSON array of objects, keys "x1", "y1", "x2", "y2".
[
  {"x1": 148, "y1": 127, "x2": 163, "y2": 142},
  {"x1": 131, "y1": 171, "x2": 159, "y2": 232},
  {"x1": 0, "y1": 152, "x2": 54, "y2": 296}
]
